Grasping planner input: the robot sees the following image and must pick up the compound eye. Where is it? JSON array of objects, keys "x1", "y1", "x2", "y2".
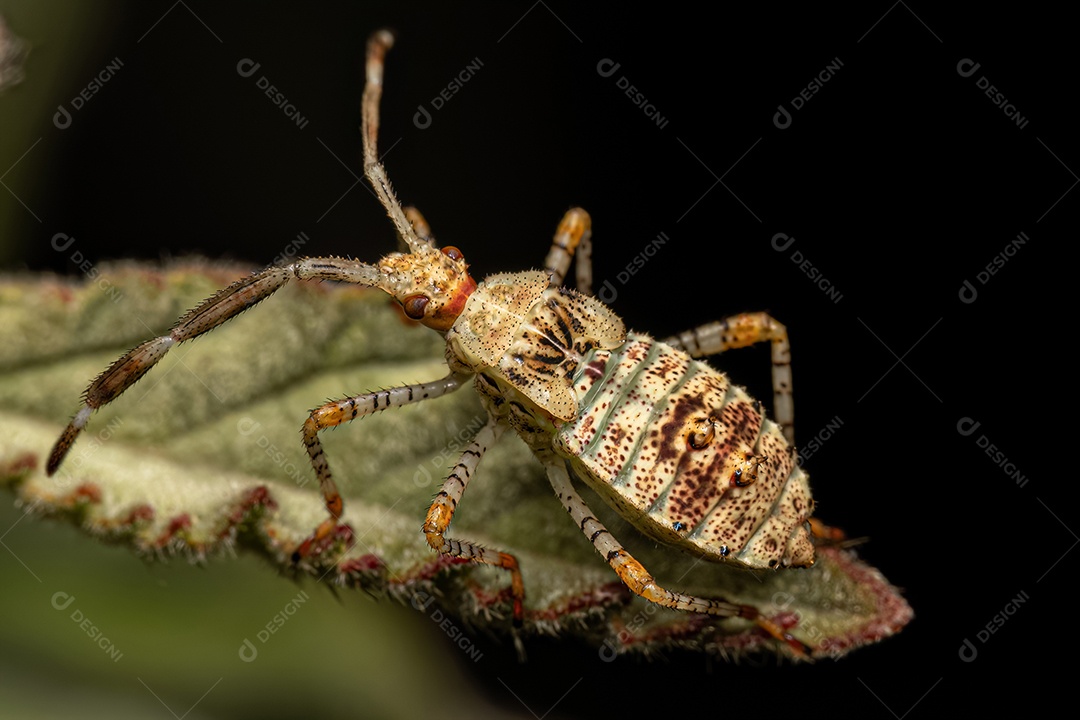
[
  {"x1": 441, "y1": 246, "x2": 464, "y2": 261},
  {"x1": 402, "y1": 294, "x2": 429, "y2": 319}
]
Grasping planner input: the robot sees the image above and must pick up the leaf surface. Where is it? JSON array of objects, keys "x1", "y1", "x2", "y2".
[{"x1": 0, "y1": 262, "x2": 912, "y2": 661}]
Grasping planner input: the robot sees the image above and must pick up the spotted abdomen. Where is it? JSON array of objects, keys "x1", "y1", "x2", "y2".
[{"x1": 553, "y1": 334, "x2": 815, "y2": 570}]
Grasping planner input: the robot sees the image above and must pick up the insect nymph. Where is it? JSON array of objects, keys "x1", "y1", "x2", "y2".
[{"x1": 48, "y1": 30, "x2": 815, "y2": 656}]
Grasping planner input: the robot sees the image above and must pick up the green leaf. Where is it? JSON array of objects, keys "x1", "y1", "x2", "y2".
[{"x1": 0, "y1": 261, "x2": 911, "y2": 661}]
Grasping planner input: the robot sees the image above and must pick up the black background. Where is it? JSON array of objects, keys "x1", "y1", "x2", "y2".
[{"x1": 2, "y1": 2, "x2": 1070, "y2": 718}]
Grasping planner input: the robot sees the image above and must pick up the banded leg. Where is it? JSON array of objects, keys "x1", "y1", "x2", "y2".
[
  {"x1": 543, "y1": 207, "x2": 593, "y2": 293},
  {"x1": 47, "y1": 256, "x2": 385, "y2": 476},
  {"x1": 421, "y1": 417, "x2": 527, "y2": 624},
  {"x1": 545, "y1": 462, "x2": 807, "y2": 657},
  {"x1": 663, "y1": 312, "x2": 794, "y2": 445},
  {"x1": 295, "y1": 372, "x2": 471, "y2": 561}
]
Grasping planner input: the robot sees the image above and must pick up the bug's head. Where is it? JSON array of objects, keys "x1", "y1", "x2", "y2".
[{"x1": 377, "y1": 244, "x2": 477, "y2": 331}]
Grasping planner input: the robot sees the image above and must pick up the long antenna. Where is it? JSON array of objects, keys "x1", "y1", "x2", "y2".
[{"x1": 362, "y1": 30, "x2": 430, "y2": 254}]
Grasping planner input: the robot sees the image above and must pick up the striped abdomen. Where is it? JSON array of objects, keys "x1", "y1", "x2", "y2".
[{"x1": 553, "y1": 334, "x2": 815, "y2": 570}]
